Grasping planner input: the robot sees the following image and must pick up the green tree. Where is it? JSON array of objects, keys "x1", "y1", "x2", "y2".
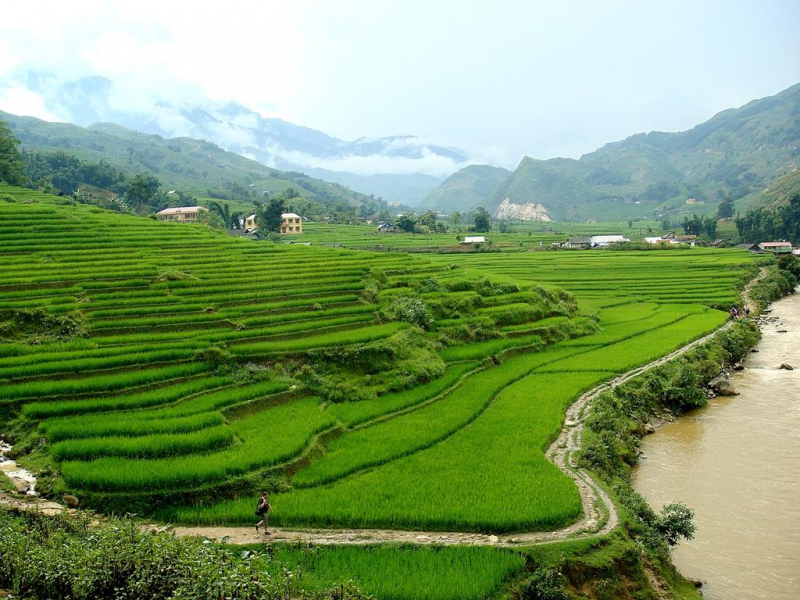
[
  {"x1": 395, "y1": 214, "x2": 416, "y2": 233},
  {"x1": 208, "y1": 201, "x2": 242, "y2": 229},
  {"x1": 257, "y1": 197, "x2": 285, "y2": 233},
  {"x1": 473, "y1": 207, "x2": 490, "y2": 233},
  {"x1": 123, "y1": 174, "x2": 161, "y2": 211},
  {"x1": 717, "y1": 197, "x2": 735, "y2": 219},
  {"x1": 656, "y1": 502, "x2": 695, "y2": 546},
  {"x1": 419, "y1": 210, "x2": 437, "y2": 229},
  {"x1": 0, "y1": 120, "x2": 26, "y2": 186},
  {"x1": 448, "y1": 211, "x2": 462, "y2": 228}
]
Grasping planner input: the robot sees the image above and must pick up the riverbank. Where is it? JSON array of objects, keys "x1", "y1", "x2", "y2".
[{"x1": 634, "y1": 290, "x2": 800, "y2": 599}]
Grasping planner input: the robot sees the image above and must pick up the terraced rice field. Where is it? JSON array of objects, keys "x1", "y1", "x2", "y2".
[
  {"x1": 0, "y1": 187, "x2": 757, "y2": 544},
  {"x1": 282, "y1": 220, "x2": 661, "y2": 250}
]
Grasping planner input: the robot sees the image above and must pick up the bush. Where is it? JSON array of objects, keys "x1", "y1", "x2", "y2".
[
  {"x1": 579, "y1": 321, "x2": 760, "y2": 480},
  {"x1": 515, "y1": 568, "x2": 570, "y2": 600},
  {"x1": 0, "y1": 308, "x2": 87, "y2": 344},
  {"x1": 0, "y1": 511, "x2": 291, "y2": 599},
  {"x1": 384, "y1": 295, "x2": 434, "y2": 329},
  {"x1": 193, "y1": 344, "x2": 235, "y2": 366},
  {"x1": 748, "y1": 266, "x2": 797, "y2": 310}
]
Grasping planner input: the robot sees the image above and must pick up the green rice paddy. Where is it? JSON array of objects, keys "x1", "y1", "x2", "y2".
[{"x1": 0, "y1": 185, "x2": 759, "y2": 599}]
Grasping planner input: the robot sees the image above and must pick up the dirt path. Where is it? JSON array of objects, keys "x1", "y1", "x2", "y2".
[
  {"x1": 743, "y1": 266, "x2": 769, "y2": 313},
  {"x1": 4, "y1": 271, "x2": 765, "y2": 548}
]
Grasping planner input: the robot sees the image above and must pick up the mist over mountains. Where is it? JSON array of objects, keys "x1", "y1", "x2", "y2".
[
  {"x1": 5, "y1": 72, "x2": 478, "y2": 204},
  {"x1": 3, "y1": 73, "x2": 798, "y2": 221}
]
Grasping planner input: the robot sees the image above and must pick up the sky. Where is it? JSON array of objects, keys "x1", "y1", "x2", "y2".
[{"x1": 1, "y1": 0, "x2": 799, "y2": 170}]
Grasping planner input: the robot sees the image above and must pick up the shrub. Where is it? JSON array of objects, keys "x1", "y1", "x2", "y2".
[
  {"x1": 0, "y1": 308, "x2": 87, "y2": 344},
  {"x1": 193, "y1": 344, "x2": 235, "y2": 366},
  {"x1": 515, "y1": 568, "x2": 570, "y2": 600},
  {"x1": 384, "y1": 294, "x2": 434, "y2": 329},
  {"x1": 0, "y1": 511, "x2": 293, "y2": 599}
]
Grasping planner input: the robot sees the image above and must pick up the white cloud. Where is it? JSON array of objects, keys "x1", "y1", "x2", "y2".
[
  {"x1": 266, "y1": 145, "x2": 473, "y2": 178},
  {"x1": 0, "y1": 86, "x2": 61, "y2": 121},
  {"x1": 1, "y1": 0, "x2": 797, "y2": 166}
]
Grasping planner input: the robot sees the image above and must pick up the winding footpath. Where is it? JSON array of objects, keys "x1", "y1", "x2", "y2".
[{"x1": 2, "y1": 269, "x2": 768, "y2": 548}]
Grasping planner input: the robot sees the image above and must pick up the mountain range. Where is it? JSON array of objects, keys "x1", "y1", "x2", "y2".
[
  {"x1": 0, "y1": 110, "x2": 378, "y2": 215},
  {"x1": 4, "y1": 73, "x2": 798, "y2": 222},
  {"x1": 9, "y1": 72, "x2": 472, "y2": 204},
  {"x1": 424, "y1": 82, "x2": 800, "y2": 221}
]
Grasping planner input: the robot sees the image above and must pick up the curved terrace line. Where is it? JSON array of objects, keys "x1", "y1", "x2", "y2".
[{"x1": 1, "y1": 269, "x2": 766, "y2": 548}]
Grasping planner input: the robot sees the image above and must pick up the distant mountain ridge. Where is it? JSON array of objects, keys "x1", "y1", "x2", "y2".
[
  {"x1": 423, "y1": 165, "x2": 511, "y2": 214},
  {"x1": 0, "y1": 110, "x2": 377, "y2": 214},
  {"x1": 7, "y1": 73, "x2": 473, "y2": 203},
  {"x1": 424, "y1": 82, "x2": 800, "y2": 221}
]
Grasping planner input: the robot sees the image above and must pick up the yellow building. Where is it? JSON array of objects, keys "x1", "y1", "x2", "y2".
[
  {"x1": 243, "y1": 212, "x2": 303, "y2": 234},
  {"x1": 281, "y1": 212, "x2": 303, "y2": 235},
  {"x1": 155, "y1": 206, "x2": 208, "y2": 223}
]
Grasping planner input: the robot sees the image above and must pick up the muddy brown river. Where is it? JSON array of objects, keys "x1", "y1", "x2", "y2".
[{"x1": 633, "y1": 291, "x2": 800, "y2": 599}]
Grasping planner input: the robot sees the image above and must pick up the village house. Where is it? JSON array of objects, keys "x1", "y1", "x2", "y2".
[
  {"x1": 461, "y1": 236, "x2": 486, "y2": 245},
  {"x1": 281, "y1": 213, "x2": 303, "y2": 235},
  {"x1": 242, "y1": 213, "x2": 303, "y2": 234},
  {"x1": 758, "y1": 241, "x2": 793, "y2": 254},
  {"x1": 564, "y1": 236, "x2": 591, "y2": 249},
  {"x1": 644, "y1": 236, "x2": 666, "y2": 244},
  {"x1": 155, "y1": 206, "x2": 208, "y2": 223},
  {"x1": 674, "y1": 234, "x2": 697, "y2": 246},
  {"x1": 645, "y1": 233, "x2": 697, "y2": 247},
  {"x1": 377, "y1": 222, "x2": 395, "y2": 233},
  {"x1": 736, "y1": 243, "x2": 764, "y2": 253},
  {"x1": 590, "y1": 234, "x2": 630, "y2": 247}
]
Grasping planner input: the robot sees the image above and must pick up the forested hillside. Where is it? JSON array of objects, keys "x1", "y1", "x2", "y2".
[
  {"x1": 0, "y1": 111, "x2": 384, "y2": 218},
  {"x1": 424, "y1": 165, "x2": 511, "y2": 213},
  {"x1": 425, "y1": 82, "x2": 800, "y2": 221}
]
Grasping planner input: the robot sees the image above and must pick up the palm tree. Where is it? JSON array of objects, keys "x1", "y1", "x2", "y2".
[{"x1": 208, "y1": 201, "x2": 242, "y2": 229}]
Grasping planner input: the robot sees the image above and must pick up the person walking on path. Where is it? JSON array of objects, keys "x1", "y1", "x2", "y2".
[{"x1": 254, "y1": 491, "x2": 271, "y2": 534}]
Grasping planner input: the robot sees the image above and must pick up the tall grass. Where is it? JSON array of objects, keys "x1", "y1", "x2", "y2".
[
  {"x1": 43, "y1": 411, "x2": 225, "y2": 442},
  {"x1": 51, "y1": 426, "x2": 234, "y2": 461},
  {"x1": 0, "y1": 363, "x2": 209, "y2": 403},
  {"x1": 60, "y1": 397, "x2": 334, "y2": 492},
  {"x1": 257, "y1": 545, "x2": 525, "y2": 600}
]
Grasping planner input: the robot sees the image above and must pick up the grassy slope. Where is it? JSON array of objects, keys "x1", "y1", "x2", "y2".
[
  {"x1": 423, "y1": 164, "x2": 511, "y2": 213},
  {"x1": 760, "y1": 166, "x2": 800, "y2": 209}
]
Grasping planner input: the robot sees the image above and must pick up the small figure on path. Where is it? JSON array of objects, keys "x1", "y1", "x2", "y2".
[
  {"x1": 744, "y1": 306, "x2": 751, "y2": 317},
  {"x1": 729, "y1": 305, "x2": 739, "y2": 320},
  {"x1": 254, "y1": 491, "x2": 271, "y2": 534}
]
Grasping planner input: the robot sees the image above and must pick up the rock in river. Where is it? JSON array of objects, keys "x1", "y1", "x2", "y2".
[
  {"x1": 708, "y1": 377, "x2": 739, "y2": 396},
  {"x1": 779, "y1": 363, "x2": 795, "y2": 371}
]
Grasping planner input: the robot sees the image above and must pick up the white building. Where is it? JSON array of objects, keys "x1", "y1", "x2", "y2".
[
  {"x1": 590, "y1": 235, "x2": 630, "y2": 247},
  {"x1": 461, "y1": 236, "x2": 486, "y2": 244}
]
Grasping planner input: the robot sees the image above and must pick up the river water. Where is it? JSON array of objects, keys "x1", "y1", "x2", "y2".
[{"x1": 633, "y1": 292, "x2": 800, "y2": 600}]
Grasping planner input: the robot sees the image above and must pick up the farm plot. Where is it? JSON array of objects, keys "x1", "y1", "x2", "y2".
[
  {"x1": 0, "y1": 186, "x2": 758, "y2": 540},
  {"x1": 1, "y1": 188, "x2": 587, "y2": 520}
]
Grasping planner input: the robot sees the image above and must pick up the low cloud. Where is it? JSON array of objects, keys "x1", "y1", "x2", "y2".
[{"x1": 263, "y1": 145, "x2": 473, "y2": 178}]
